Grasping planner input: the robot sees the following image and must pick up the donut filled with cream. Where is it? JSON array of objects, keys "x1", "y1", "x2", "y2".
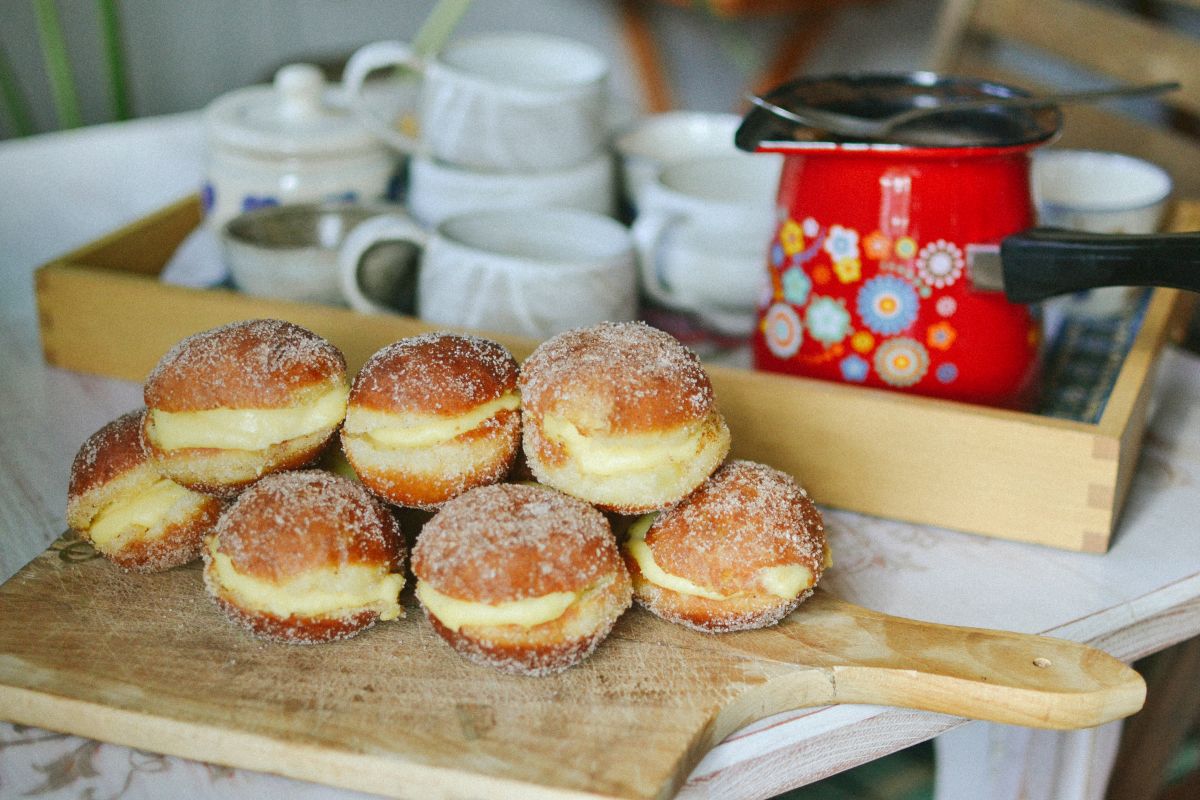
[
  {"x1": 412, "y1": 483, "x2": 631, "y2": 675},
  {"x1": 67, "y1": 409, "x2": 223, "y2": 571},
  {"x1": 141, "y1": 319, "x2": 349, "y2": 497},
  {"x1": 519, "y1": 321, "x2": 730, "y2": 513},
  {"x1": 622, "y1": 460, "x2": 829, "y2": 632},
  {"x1": 340, "y1": 333, "x2": 521, "y2": 509},
  {"x1": 203, "y1": 470, "x2": 406, "y2": 644}
]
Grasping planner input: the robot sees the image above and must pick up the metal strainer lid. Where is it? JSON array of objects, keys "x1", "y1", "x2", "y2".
[{"x1": 736, "y1": 72, "x2": 1062, "y2": 152}]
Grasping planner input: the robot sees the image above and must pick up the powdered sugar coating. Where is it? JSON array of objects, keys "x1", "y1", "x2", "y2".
[
  {"x1": 645, "y1": 460, "x2": 825, "y2": 593},
  {"x1": 350, "y1": 333, "x2": 518, "y2": 416},
  {"x1": 213, "y1": 470, "x2": 404, "y2": 582},
  {"x1": 144, "y1": 319, "x2": 347, "y2": 411},
  {"x1": 68, "y1": 409, "x2": 147, "y2": 499},
  {"x1": 412, "y1": 483, "x2": 621, "y2": 602},
  {"x1": 519, "y1": 322, "x2": 715, "y2": 432}
]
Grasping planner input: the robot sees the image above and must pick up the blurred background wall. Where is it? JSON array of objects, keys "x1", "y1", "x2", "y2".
[{"x1": 0, "y1": 0, "x2": 939, "y2": 138}]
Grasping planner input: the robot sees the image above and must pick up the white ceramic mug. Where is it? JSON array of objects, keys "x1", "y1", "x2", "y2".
[
  {"x1": 1032, "y1": 149, "x2": 1172, "y2": 234},
  {"x1": 632, "y1": 154, "x2": 782, "y2": 334},
  {"x1": 406, "y1": 150, "x2": 615, "y2": 227},
  {"x1": 343, "y1": 32, "x2": 609, "y2": 172},
  {"x1": 339, "y1": 208, "x2": 636, "y2": 339},
  {"x1": 1032, "y1": 148, "x2": 1173, "y2": 317},
  {"x1": 222, "y1": 202, "x2": 407, "y2": 306}
]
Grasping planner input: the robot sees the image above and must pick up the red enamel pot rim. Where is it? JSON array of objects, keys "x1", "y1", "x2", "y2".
[{"x1": 751, "y1": 139, "x2": 1049, "y2": 159}]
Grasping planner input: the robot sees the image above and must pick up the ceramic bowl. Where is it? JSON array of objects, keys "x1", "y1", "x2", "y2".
[{"x1": 222, "y1": 203, "x2": 406, "y2": 305}]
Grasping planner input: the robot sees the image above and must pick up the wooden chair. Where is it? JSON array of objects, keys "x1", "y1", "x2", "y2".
[
  {"x1": 927, "y1": 0, "x2": 1200, "y2": 196},
  {"x1": 618, "y1": 0, "x2": 882, "y2": 112},
  {"x1": 928, "y1": 5, "x2": 1200, "y2": 799}
]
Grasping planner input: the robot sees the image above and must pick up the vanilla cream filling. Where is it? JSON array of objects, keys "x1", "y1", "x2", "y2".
[
  {"x1": 149, "y1": 384, "x2": 349, "y2": 451},
  {"x1": 540, "y1": 414, "x2": 704, "y2": 476},
  {"x1": 624, "y1": 513, "x2": 815, "y2": 601},
  {"x1": 351, "y1": 392, "x2": 520, "y2": 449},
  {"x1": 415, "y1": 577, "x2": 605, "y2": 632},
  {"x1": 757, "y1": 564, "x2": 817, "y2": 599},
  {"x1": 89, "y1": 478, "x2": 196, "y2": 545},
  {"x1": 206, "y1": 539, "x2": 404, "y2": 621}
]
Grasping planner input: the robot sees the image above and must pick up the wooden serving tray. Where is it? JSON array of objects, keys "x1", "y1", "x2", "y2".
[
  {"x1": 32, "y1": 198, "x2": 1197, "y2": 552},
  {"x1": 0, "y1": 532, "x2": 1144, "y2": 800}
]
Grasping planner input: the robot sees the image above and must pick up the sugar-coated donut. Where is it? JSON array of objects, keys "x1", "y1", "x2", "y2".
[
  {"x1": 203, "y1": 470, "x2": 406, "y2": 644},
  {"x1": 519, "y1": 321, "x2": 730, "y2": 513},
  {"x1": 412, "y1": 483, "x2": 632, "y2": 675},
  {"x1": 142, "y1": 319, "x2": 349, "y2": 497},
  {"x1": 340, "y1": 333, "x2": 521, "y2": 509},
  {"x1": 622, "y1": 460, "x2": 828, "y2": 633},
  {"x1": 66, "y1": 410, "x2": 224, "y2": 572}
]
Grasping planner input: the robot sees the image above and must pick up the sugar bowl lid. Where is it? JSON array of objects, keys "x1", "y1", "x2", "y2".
[{"x1": 205, "y1": 63, "x2": 382, "y2": 157}]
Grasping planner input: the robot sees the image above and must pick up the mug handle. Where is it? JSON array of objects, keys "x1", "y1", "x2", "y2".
[
  {"x1": 631, "y1": 209, "x2": 689, "y2": 310},
  {"x1": 338, "y1": 214, "x2": 428, "y2": 315},
  {"x1": 342, "y1": 41, "x2": 424, "y2": 153}
]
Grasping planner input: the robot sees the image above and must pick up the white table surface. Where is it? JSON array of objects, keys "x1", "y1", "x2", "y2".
[{"x1": 1, "y1": 114, "x2": 1199, "y2": 800}]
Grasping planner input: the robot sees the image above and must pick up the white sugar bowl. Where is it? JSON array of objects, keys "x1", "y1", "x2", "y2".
[{"x1": 203, "y1": 63, "x2": 400, "y2": 230}]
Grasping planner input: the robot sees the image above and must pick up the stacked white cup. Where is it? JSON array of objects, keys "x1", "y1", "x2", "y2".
[
  {"x1": 612, "y1": 110, "x2": 782, "y2": 343},
  {"x1": 630, "y1": 153, "x2": 782, "y2": 339},
  {"x1": 343, "y1": 32, "x2": 617, "y2": 226},
  {"x1": 339, "y1": 33, "x2": 635, "y2": 339}
]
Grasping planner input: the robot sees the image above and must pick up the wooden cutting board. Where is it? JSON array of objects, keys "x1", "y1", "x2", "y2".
[{"x1": 0, "y1": 531, "x2": 1144, "y2": 800}]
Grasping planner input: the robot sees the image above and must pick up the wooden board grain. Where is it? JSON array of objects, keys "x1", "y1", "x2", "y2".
[{"x1": 0, "y1": 533, "x2": 1145, "y2": 800}]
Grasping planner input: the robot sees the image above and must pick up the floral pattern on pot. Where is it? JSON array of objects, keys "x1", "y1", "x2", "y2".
[
  {"x1": 824, "y1": 225, "x2": 860, "y2": 262},
  {"x1": 763, "y1": 302, "x2": 804, "y2": 358},
  {"x1": 782, "y1": 267, "x2": 812, "y2": 306},
  {"x1": 857, "y1": 275, "x2": 918, "y2": 336},
  {"x1": 759, "y1": 215, "x2": 982, "y2": 393},
  {"x1": 753, "y1": 141, "x2": 1042, "y2": 408},
  {"x1": 926, "y1": 320, "x2": 957, "y2": 351},
  {"x1": 916, "y1": 240, "x2": 965, "y2": 289},
  {"x1": 806, "y1": 296, "x2": 851, "y2": 346},
  {"x1": 936, "y1": 362, "x2": 959, "y2": 384},
  {"x1": 834, "y1": 257, "x2": 862, "y2": 284},
  {"x1": 771, "y1": 242, "x2": 786, "y2": 268},
  {"x1": 780, "y1": 219, "x2": 806, "y2": 256},
  {"x1": 839, "y1": 354, "x2": 869, "y2": 382},
  {"x1": 851, "y1": 330, "x2": 875, "y2": 353},
  {"x1": 874, "y1": 337, "x2": 930, "y2": 387},
  {"x1": 863, "y1": 230, "x2": 892, "y2": 261}
]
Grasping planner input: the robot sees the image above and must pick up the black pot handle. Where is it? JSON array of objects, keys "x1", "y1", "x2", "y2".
[{"x1": 1000, "y1": 228, "x2": 1200, "y2": 303}]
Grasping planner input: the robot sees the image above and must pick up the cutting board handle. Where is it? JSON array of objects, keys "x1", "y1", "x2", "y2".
[{"x1": 723, "y1": 592, "x2": 1146, "y2": 731}]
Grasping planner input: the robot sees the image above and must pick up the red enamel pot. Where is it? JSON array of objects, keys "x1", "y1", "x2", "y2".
[{"x1": 738, "y1": 73, "x2": 1062, "y2": 408}]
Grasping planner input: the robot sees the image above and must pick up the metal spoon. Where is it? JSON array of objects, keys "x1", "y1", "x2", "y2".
[{"x1": 746, "y1": 81, "x2": 1180, "y2": 145}]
